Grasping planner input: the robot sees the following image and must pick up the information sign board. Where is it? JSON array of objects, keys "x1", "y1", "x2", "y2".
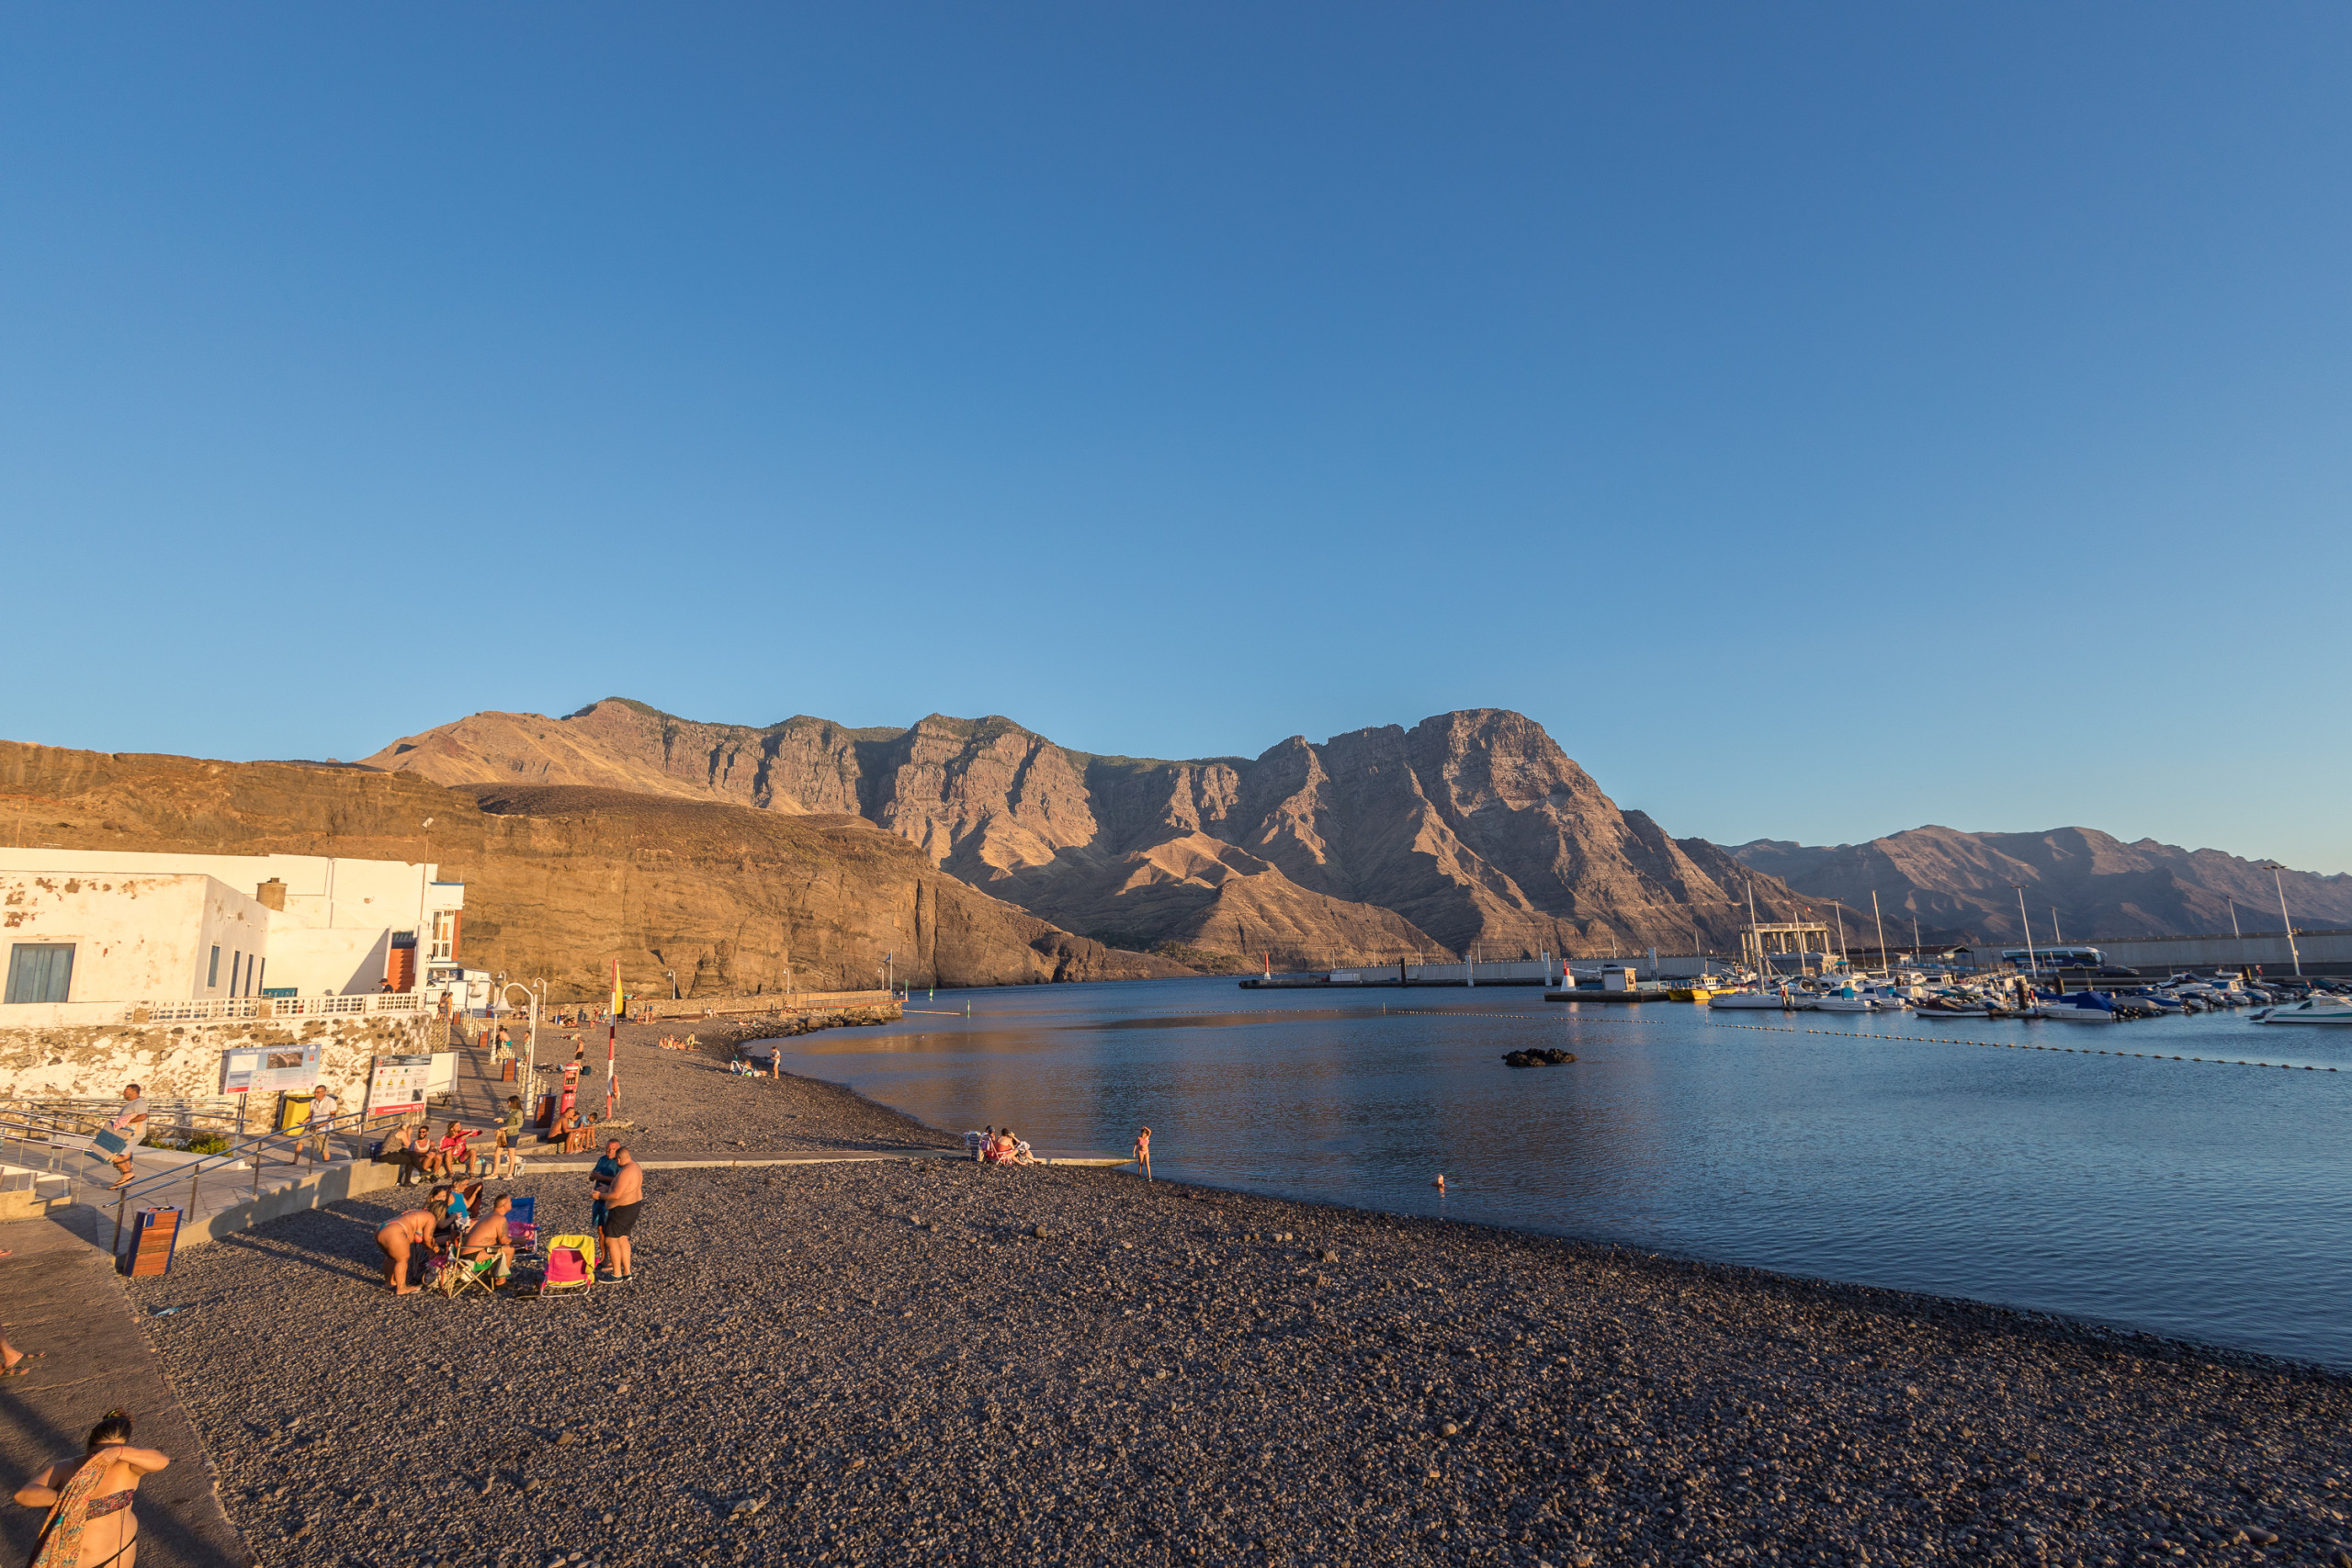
[
  {"x1": 367, "y1": 1055, "x2": 434, "y2": 1117},
  {"x1": 220, "y1": 1043, "x2": 323, "y2": 1096}
]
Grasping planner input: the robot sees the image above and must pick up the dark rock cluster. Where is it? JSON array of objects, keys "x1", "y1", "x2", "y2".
[{"x1": 1502, "y1": 1048, "x2": 1577, "y2": 1068}]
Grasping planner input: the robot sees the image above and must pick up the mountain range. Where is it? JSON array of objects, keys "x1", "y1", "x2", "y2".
[
  {"x1": 362, "y1": 699, "x2": 1800, "y2": 964},
  {"x1": 1729, "y1": 828, "x2": 2352, "y2": 947},
  {"x1": 360, "y1": 698, "x2": 2352, "y2": 962}
]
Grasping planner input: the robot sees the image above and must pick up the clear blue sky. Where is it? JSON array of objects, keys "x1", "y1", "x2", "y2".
[{"x1": 6, "y1": 6, "x2": 2348, "y2": 871}]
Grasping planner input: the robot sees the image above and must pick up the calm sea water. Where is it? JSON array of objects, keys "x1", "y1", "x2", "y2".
[{"x1": 765, "y1": 977, "x2": 2352, "y2": 1368}]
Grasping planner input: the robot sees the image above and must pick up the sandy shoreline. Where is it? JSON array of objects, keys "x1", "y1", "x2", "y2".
[{"x1": 126, "y1": 1048, "x2": 2352, "y2": 1567}]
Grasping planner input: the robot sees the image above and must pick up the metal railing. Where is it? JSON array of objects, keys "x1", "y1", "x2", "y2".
[
  {"x1": 133, "y1": 992, "x2": 428, "y2": 1023},
  {"x1": 0, "y1": 1100, "x2": 415, "y2": 1259},
  {"x1": 95, "y1": 1104, "x2": 413, "y2": 1259}
]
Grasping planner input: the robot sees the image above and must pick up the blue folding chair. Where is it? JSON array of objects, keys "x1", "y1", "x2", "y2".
[{"x1": 505, "y1": 1194, "x2": 539, "y2": 1258}]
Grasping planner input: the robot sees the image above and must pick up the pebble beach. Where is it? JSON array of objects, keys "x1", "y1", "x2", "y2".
[{"x1": 126, "y1": 1035, "x2": 2352, "y2": 1568}]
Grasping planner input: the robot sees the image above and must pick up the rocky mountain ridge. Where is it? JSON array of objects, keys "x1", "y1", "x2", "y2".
[
  {"x1": 1728, "y1": 826, "x2": 2352, "y2": 945},
  {"x1": 365, "y1": 700, "x2": 1815, "y2": 962}
]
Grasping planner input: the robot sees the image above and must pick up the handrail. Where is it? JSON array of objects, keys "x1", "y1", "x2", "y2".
[{"x1": 100, "y1": 1104, "x2": 414, "y2": 1256}]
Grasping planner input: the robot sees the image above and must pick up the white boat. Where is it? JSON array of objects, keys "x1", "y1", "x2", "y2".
[
  {"x1": 1812, "y1": 988, "x2": 1874, "y2": 1012},
  {"x1": 1710, "y1": 989, "x2": 1794, "y2": 1010},
  {"x1": 2034, "y1": 998, "x2": 2118, "y2": 1022},
  {"x1": 2252, "y1": 997, "x2": 2352, "y2": 1026}
]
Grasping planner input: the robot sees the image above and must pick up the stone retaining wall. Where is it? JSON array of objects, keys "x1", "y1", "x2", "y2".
[{"x1": 0, "y1": 1010, "x2": 439, "y2": 1104}]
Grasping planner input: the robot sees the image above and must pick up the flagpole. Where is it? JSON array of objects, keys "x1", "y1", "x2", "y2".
[{"x1": 607, "y1": 956, "x2": 620, "y2": 1119}]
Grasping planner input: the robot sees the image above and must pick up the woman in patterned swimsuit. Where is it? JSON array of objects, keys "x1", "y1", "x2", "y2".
[{"x1": 14, "y1": 1408, "x2": 171, "y2": 1566}]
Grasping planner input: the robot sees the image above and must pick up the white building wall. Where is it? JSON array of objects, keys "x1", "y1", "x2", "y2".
[
  {"x1": 1, "y1": 873, "x2": 271, "y2": 1008},
  {"x1": 0, "y1": 851, "x2": 464, "y2": 997}
]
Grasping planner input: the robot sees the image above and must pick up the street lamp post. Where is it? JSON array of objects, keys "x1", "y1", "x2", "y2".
[
  {"x1": 2256, "y1": 862, "x2": 2302, "y2": 977},
  {"x1": 499, "y1": 978, "x2": 544, "y2": 1119}
]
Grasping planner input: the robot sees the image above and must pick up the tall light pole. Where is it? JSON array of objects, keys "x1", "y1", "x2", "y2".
[
  {"x1": 2009, "y1": 884, "x2": 2038, "y2": 977},
  {"x1": 499, "y1": 978, "x2": 544, "y2": 1116},
  {"x1": 2256, "y1": 862, "x2": 2302, "y2": 977}
]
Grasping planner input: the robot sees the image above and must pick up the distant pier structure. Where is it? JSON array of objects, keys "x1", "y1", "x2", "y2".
[{"x1": 1740, "y1": 920, "x2": 1836, "y2": 976}]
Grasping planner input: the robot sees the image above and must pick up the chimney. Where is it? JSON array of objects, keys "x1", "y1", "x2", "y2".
[{"x1": 255, "y1": 879, "x2": 288, "y2": 911}]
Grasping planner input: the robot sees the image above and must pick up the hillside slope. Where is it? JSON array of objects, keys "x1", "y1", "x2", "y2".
[
  {"x1": 1730, "y1": 827, "x2": 2352, "y2": 944},
  {"x1": 0, "y1": 741, "x2": 1192, "y2": 1000}
]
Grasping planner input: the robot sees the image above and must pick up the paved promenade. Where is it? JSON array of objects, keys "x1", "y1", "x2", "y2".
[{"x1": 0, "y1": 1211, "x2": 254, "y2": 1567}]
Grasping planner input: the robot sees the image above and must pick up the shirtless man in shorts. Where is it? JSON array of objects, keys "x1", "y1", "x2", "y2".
[
  {"x1": 460, "y1": 1195, "x2": 515, "y2": 1283},
  {"x1": 599, "y1": 1146, "x2": 643, "y2": 1281},
  {"x1": 374, "y1": 1204, "x2": 439, "y2": 1294}
]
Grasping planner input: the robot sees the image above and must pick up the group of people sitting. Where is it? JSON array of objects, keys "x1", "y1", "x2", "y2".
[
  {"x1": 380, "y1": 1089, "x2": 609, "y2": 1181},
  {"x1": 380, "y1": 1116, "x2": 520, "y2": 1185},
  {"x1": 964, "y1": 1124, "x2": 1036, "y2": 1165},
  {"x1": 655, "y1": 1033, "x2": 699, "y2": 1052},
  {"x1": 371, "y1": 1179, "x2": 518, "y2": 1295}
]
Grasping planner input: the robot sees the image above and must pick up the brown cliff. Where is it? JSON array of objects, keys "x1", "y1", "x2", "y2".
[
  {"x1": 0, "y1": 742, "x2": 1193, "y2": 1000},
  {"x1": 367, "y1": 701, "x2": 1823, "y2": 961}
]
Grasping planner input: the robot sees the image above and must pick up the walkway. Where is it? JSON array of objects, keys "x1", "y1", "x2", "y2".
[{"x1": 0, "y1": 1210, "x2": 254, "y2": 1567}]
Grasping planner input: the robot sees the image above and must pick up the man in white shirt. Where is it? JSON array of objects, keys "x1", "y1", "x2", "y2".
[{"x1": 304, "y1": 1085, "x2": 341, "y2": 1164}]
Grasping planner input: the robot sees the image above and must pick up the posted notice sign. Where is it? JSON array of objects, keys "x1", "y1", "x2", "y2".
[
  {"x1": 368, "y1": 1055, "x2": 434, "y2": 1117},
  {"x1": 220, "y1": 1043, "x2": 323, "y2": 1096}
]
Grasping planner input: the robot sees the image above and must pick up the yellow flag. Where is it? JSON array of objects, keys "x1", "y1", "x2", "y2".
[{"x1": 610, "y1": 957, "x2": 623, "y2": 1017}]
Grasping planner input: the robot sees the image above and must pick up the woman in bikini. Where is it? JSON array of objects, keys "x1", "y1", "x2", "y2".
[
  {"x1": 1133, "y1": 1125, "x2": 1151, "y2": 1181},
  {"x1": 15, "y1": 1407, "x2": 171, "y2": 1567},
  {"x1": 374, "y1": 1201, "x2": 442, "y2": 1295}
]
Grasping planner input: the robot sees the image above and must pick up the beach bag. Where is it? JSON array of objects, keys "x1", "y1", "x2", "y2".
[{"x1": 93, "y1": 1129, "x2": 130, "y2": 1158}]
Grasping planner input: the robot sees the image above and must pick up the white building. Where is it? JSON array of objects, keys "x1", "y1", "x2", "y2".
[{"x1": 0, "y1": 851, "x2": 465, "y2": 1016}]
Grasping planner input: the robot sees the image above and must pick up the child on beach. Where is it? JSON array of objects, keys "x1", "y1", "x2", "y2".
[{"x1": 1133, "y1": 1126, "x2": 1151, "y2": 1181}]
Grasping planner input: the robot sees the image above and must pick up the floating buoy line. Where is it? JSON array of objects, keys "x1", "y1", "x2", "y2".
[
  {"x1": 1694, "y1": 1019, "x2": 2337, "y2": 1072},
  {"x1": 1004, "y1": 1004, "x2": 2341, "y2": 1073}
]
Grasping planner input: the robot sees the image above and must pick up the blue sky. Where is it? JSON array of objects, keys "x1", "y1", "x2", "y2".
[{"x1": 5, "y1": 6, "x2": 2348, "y2": 871}]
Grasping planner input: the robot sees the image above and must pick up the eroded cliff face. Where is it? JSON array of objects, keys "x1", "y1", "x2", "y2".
[
  {"x1": 367, "y1": 701, "x2": 1812, "y2": 960},
  {"x1": 0, "y1": 743, "x2": 1191, "y2": 1001}
]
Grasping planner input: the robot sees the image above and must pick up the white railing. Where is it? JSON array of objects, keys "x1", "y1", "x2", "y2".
[{"x1": 132, "y1": 993, "x2": 429, "y2": 1023}]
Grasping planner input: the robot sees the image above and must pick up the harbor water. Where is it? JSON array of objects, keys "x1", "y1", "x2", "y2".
[{"x1": 765, "y1": 976, "x2": 2352, "y2": 1368}]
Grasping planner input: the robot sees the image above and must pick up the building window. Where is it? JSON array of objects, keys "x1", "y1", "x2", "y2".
[
  {"x1": 5, "y1": 944, "x2": 74, "y2": 1005},
  {"x1": 429, "y1": 910, "x2": 458, "y2": 963},
  {"x1": 209, "y1": 946, "x2": 220, "y2": 988},
  {"x1": 231, "y1": 953, "x2": 242, "y2": 996}
]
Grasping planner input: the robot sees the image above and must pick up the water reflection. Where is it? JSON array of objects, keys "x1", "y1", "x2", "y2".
[{"x1": 763, "y1": 976, "x2": 2352, "y2": 1366}]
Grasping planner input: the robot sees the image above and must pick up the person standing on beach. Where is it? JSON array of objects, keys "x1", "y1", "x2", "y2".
[
  {"x1": 1133, "y1": 1125, "x2": 1152, "y2": 1181},
  {"x1": 15, "y1": 1407, "x2": 171, "y2": 1568},
  {"x1": 599, "y1": 1146, "x2": 642, "y2": 1281},
  {"x1": 589, "y1": 1137, "x2": 623, "y2": 1242}
]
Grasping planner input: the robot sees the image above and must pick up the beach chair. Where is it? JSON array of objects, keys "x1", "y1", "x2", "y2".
[
  {"x1": 505, "y1": 1195, "x2": 539, "y2": 1258},
  {"x1": 435, "y1": 1250, "x2": 503, "y2": 1302},
  {"x1": 537, "y1": 1235, "x2": 598, "y2": 1298}
]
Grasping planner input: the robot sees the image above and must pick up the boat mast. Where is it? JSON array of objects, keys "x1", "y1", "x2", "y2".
[{"x1": 1871, "y1": 889, "x2": 1889, "y2": 976}]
